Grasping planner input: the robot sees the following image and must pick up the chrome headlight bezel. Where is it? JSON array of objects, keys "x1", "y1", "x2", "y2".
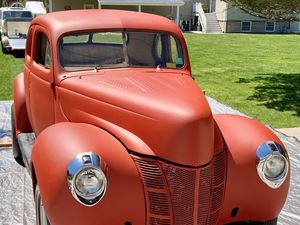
[
  {"x1": 256, "y1": 141, "x2": 289, "y2": 189},
  {"x1": 67, "y1": 152, "x2": 108, "y2": 206}
]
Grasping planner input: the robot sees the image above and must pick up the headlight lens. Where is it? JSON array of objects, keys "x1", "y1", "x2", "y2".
[
  {"x1": 256, "y1": 142, "x2": 289, "y2": 189},
  {"x1": 264, "y1": 154, "x2": 286, "y2": 180},
  {"x1": 67, "y1": 152, "x2": 108, "y2": 206},
  {"x1": 75, "y1": 168, "x2": 107, "y2": 200}
]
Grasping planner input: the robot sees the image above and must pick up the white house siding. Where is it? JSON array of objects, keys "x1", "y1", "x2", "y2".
[
  {"x1": 51, "y1": 0, "x2": 97, "y2": 11},
  {"x1": 215, "y1": 0, "x2": 227, "y2": 20},
  {"x1": 215, "y1": 0, "x2": 227, "y2": 32}
]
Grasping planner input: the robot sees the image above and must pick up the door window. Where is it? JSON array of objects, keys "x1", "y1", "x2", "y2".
[{"x1": 35, "y1": 33, "x2": 52, "y2": 68}]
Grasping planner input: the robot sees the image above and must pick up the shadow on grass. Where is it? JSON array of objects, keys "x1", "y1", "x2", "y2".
[{"x1": 237, "y1": 73, "x2": 300, "y2": 116}]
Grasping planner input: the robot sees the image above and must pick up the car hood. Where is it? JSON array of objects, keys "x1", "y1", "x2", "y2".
[{"x1": 58, "y1": 69, "x2": 214, "y2": 166}]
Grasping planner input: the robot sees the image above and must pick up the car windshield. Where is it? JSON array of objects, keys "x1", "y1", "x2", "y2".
[
  {"x1": 59, "y1": 31, "x2": 185, "y2": 71},
  {"x1": 3, "y1": 11, "x2": 32, "y2": 19}
]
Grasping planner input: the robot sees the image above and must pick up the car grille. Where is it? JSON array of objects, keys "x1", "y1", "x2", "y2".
[{"x1": 132, "y1": 150, "x2": 226, "y2": 225}]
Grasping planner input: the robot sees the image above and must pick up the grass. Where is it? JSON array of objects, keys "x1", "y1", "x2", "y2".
[
  {"x1": 0, "y1": 51, "x2": 24, "y2": 100},
  {"x1": 185, "y1": 33, "x2": 300, "y2": 128},
  {"x1": 1, "y1": 34, "x2": 300, "y2": 128}
]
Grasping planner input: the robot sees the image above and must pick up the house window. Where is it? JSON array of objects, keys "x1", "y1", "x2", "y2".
[
  {"x1": 241, "y1": 21, "x2": 252, "y2": 32},
  {"x1": 265, "y1": 21, "x2": 275, "y2": 32}
]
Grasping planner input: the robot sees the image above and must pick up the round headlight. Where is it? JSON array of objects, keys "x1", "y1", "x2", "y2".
[
  {"x1": 67, "y1": 152, "x2": 108, "y2": 206},
  {"x1": 75, "y1": 168, "x2": 107, "y2": 200},
  {"x1": 264, "y1": 155, "x2": 286, "y2": 180},
  {"x1": 256, "y1": 142, "x2": 289, "y2": 189}
]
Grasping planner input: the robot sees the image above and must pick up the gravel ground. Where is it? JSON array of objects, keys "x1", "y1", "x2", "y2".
[{"x1": 0, "y1": 98, "x2": 299, "y2": 225}]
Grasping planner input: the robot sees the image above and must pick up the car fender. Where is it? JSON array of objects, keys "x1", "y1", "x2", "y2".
[
  {"x1": 31, "y1": 122, "x2": 145, "y2": 225},
  {"x1": 214, "y1": 114, "x2": 290, "y2": 224},
  {"x1": 13, "y1": 73, "x2": 32, "y2": 134}
]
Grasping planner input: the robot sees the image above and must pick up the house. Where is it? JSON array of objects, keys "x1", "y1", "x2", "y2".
[
  {"x1": 213, "y1": 0, "x2": 291, "y2": 33},
  {"x1": 43, "y1": 0, "x2": 298, "y2": 33},
  {"x1": 46, "y1": 0, "x2": 185, "y2": 25},
  {"x1": 192, "y1": 0, "x2": 295, "y2": 33}
]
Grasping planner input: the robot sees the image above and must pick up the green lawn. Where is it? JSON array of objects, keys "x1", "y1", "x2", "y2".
[
  {"x1": 1, "y1": 34, "x2": 300, "y2": 128},
  {"x1": 185, "y1": 33, "x2": 300, "y2": 128},
  {"x1": 0, "y1": 51, "x2": 24, "y2": 100}
]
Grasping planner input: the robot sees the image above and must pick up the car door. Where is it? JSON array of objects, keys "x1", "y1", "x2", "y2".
[{"x1": 28, "y1": 25, "x2": 55, "y2": 135}]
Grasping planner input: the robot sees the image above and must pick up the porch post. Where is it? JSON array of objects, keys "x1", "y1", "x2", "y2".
[
  {"x1": 49, "y1": 0, "x2": 53, "y2": 12},
  {"x1": 138, "y1": 5, "x2": 141, "y2": 12},
  {"x1": 98, "y1": 0, "x2": 102, "y2": 9},
  {"x1": 176, "y1": 5, "x2": 180, "y2": 26}
]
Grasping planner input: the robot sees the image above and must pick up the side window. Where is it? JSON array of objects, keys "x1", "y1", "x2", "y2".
[
  {"x1": 155, "y1": 34, "x2": 162, "y2": 60},
  {"x1": 153, "y1": 33, "x2": 184, "y2": 68},
  {"x1": 35, "y1": 33, "x2": 52, "y2": 67},
  {"x1": 170, "y1": 37, "x2": 179, "y2": 65}
]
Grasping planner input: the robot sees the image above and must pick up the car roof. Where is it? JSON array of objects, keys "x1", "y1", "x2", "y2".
[{"x1": 32, "y1": 9, "x2": 183, "y2": 41}]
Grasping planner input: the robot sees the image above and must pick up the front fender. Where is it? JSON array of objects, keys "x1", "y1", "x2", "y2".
[
  {"x1": 13, "y1": 73, "x2": 32, "y2": 134},
  {"x1": 31, "y1": 122, "x2": 145, "y2": 225},
  {"x1": 214, "y1": 114, "x2": 290, "y2": 224}
]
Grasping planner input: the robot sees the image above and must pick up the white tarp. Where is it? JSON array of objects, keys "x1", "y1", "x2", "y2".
[{"x1": 0, "y1": 99, "x2": 299, "y2": 224}]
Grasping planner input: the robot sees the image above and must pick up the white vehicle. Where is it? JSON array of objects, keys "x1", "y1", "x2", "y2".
[
  {"x1": 0, "y1": 7, "x2": 32, "y2": 53},
  {"x1": 25, "y1": 1, "x2": 46, "y2": 17}
]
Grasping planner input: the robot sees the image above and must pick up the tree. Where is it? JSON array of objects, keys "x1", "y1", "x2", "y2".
[
  {"x1": 0, "y1": 0, "x2": 25, "y2": 7},
  {"x1": 223, "y1": 0, "x2": 300, "y2": 21}
]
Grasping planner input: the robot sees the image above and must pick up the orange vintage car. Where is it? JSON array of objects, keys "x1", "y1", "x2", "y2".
[{"x1": 11, "y1": 9, "x2": 289, "y2": 225}]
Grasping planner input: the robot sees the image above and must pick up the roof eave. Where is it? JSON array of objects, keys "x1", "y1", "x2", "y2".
[{"x1": 98, "y1": 1, "x2": 184, "y2": 6}]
